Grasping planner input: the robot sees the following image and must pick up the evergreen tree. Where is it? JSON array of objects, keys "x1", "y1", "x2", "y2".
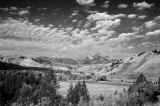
[
  {"x1": 72, "y1": 82, "x2": 80, "y2": 105},
  {"x1": 36, "y1": 69, "x2": 61, "y2": 105},
  {"x1": 66, "y1": 81, "x2": 90, "y2": 105},
  {"x1": 81, "y1": 80, "x2": 90, "y2": 103},
  {"x1": 136, "y1": 73, "x2": 147, "y2": 84},
  {"x1": 77, "y1": 81, "x2": 82, "y2": 95},
  {"x1": 66, "y1": 83, "x2": 74, "y2": 104},
  {"x1": 158, "y1": 77, "x2": 160, "y2": 90}
]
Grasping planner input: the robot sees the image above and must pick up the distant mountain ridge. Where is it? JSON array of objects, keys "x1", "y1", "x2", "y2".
[{"x1": 1, "y1": 49, "x2": 160, "y2": 82}]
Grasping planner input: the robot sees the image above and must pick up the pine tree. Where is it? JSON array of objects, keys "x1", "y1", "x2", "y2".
[
  {"x1": 77, "y1": 81, "x2": 82, "y2": 95},
  {"x1": 66, "y1": 83, "x2": 74, "y2": 104},
  {"x1": 136, "y1": 73, "x2": 147, "y2": 84},
  {"x1": 73, "y1": 83, "x2": 81, "y2": 105},
  {"x1": 32, "y1": 69, "x2": 61, "y2": 105},
  {"x1": 81, "y1": 80, "x2": 90, "y2": 103},
  {"x1": 158, "y1": 77, "x2": 160, "y2": 90},
  {"x1": 66, "y1": 81, "x2": 90, "y2": 105}
]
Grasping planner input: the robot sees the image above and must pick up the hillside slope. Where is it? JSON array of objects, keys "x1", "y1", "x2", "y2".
[
  {"x1": 76, "y1": 50, "x2": 160, "y2": 81},
  {"x1": 103, "y1": 50, "x2": 160, "y2": 81}
]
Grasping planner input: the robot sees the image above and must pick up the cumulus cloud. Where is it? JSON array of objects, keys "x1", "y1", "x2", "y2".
[
  {"x1": 70, "y1": 10, "x2": 79, "y2": 17},
  {"x1": 128, "y1": 46, "x2": 135, "y2": 49},
  {"x1": 87, "y1": 12, "x2": 126, "y2": 21},
  {"x1": 138, "y1": 15, "x2": 147, "y2": 19},
  {"x1": 133, "y1": 1, "x2": 154, "y2": 10},
  {"x1": 118, "y1": 4, "x2": 128, "y2": 9},
  {"x1": 155, "y1": 15, "x2": 160, "y2": 20},
  {"x1": 146, "y1": 30, "x2": 160, "y2": 36},
  {"x1": 10, "y1": 7, "x2": 18, "y2": 11},
  {"x1": 18, "y1": 10, "x2": 29, "y2": 16},
  {"x1": 86, "y1": 12, "x2": 128, "y2": 46},
  {"x1": 140, "y1": 41, "x2": 154, "y2": 47},
  {"x1": 109, "y1": 32, "x2": 139, "y2": 43},
  {"x1": 98, "y1": 30, "x2": 115, "y2": 40},
  {"x1": 132, "y1": 26, "x2": 143, "y2": 32},
  {"x1": 101, "y1": 0, "x2": 110, "y2": 8},
  {"x1": 0, "y1": 18, "x2": 107, "y2": 52},
  {"x1": 76, "y1": 0, "x2": 95, "y2": 5},
  {"x1": 0, "y1": 6, "x2": 30, "y2": 16},
  {"x1": 95, "y1": 19, "x2": 121, "y2": 30},
  {"x1": 0, "y1": 18, "x2": 69, "y2": 44},
  {"x1": 145, "y1": 20, "x2": 157, "y2": 28},
  {"x1": 127, "y1": 14, "x2": 137, "y2": 18},
  {"x1": 72, "y1": 19, "x2": 78, "y2": 23},
  {"x1": 0, "y1": 7, "x2": 9, "y2": 12}
]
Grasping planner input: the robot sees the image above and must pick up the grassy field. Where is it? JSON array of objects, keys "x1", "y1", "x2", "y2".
[{"x1": 59, "y1": 81, "x2": 131, "y2": 96}]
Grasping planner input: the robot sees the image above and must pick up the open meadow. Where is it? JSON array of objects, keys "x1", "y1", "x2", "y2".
[{"x1": 59, "y1": 81, "x2": 131, "y2": 96}]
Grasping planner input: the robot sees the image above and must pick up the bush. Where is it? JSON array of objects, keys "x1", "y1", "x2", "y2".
[
  {"x1": 96, "y1": 75, "x2": 107, "y2": 81},
  {"x1": 128, "y1": 73, "x2": 159, "y2": 106}
]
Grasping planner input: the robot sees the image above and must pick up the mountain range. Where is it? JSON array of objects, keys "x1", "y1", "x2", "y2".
[{"x1": 0, "y1": 49, "x2": 160, "y2": 82}]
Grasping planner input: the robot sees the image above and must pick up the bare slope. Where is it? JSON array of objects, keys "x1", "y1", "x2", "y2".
[
  {"x1": 76, "y1": 50, "x2": 160, "y2": 81},
  {"x1": 106, "y1": 51, "x2": 160, "y2": 80}
]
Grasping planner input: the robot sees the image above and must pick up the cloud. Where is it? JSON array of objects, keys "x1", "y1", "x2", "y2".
[
  {"x1": 87, "y1": 12, "x2": 126, "y2": 21},
  {"x1": 118, "y1": 4, "x2": 128, "y2": 9},
  {"x1": 128, "y1": 46, "x2": 135, "y2": 49},
  {"x1": 133, "y1": 1, "x2": 154, "y2": 10},
  {"x1": 37, "y1": 7, "x2": 47, "y2": 11},
  {"x1": 132, "y1": 26, "x2": 143, "y2": 32},
  {"x1": 0, "y1": 18, "x2": 69, "y2": 44},
  {"x1": 146, "y1": 30, "x2": 160, "y2": 36},
  {"x1": 95, "y1": 18, "x2": 121, "y2": 30},
  {"x1": 109, "y1": 32, "x2": 140, "y2": 43},
  {"x1": 76, "y1": 0, "x2": 95, "y2": 5},
  {"x1": 138, "y1": 15, "x2": 147, "y2": 19},
  {"x1": 144, "y1": 15, "x2": 160, "y2": 29},
  {"x1": 145, "y1": 20, "x2": 157, "y2": 28},
  {"x1": 0, "y1": 17, "x2": 134, "y2": 58},
  {"x1": 0, "y1": 8, "x2": 9, "y2": 12},
  {"x1": 70, "y1": 10, "x2": 79, "y2": 17},
  {"x1": 98, "y1": 30, "x2": 115, "y2": 40},
  {"x1": 140, "y1": 41, "x2": 154, "y2": 47},
  {"x1": 72, "y1": 19, "x2": 78, "y2": 23},
  {"x1": 127, "y1": 14, "x2": 137, "y2": 18},
  {"x1": 86, "y1": 12, "x2": 127, "y2": 46},
  {"x1": 101, "y1": 0, "x2": 110, "y2": 8},
  {"x1": 10, "y1": 7, "x2": 18, "y2": 11},
  {"x1": 0, "y1": 6, "x2": 30, "y2": 16},
  {"x1": 155, "y1": 15, "x2": 160, "y2": 20},
  {"x1": 18, "y1": 10, "x2": 29, "y2": 16}
]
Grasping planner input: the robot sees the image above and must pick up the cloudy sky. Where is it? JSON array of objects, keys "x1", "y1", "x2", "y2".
[{"x1": 0, "y1": 0, "x2": 160, "y2": 59}]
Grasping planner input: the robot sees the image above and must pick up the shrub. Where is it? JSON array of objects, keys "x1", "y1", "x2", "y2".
[
  {"x1": 96, "y1": 75, "x2": 107, "y2": 81},
  {"x1": 128, "y1": 73, "x2": 159, "y2": 106}
]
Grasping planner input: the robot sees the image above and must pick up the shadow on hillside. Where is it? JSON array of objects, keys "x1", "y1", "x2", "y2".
[{"x1": 0, "y1": 61, "x2": 51, "y2": 71}]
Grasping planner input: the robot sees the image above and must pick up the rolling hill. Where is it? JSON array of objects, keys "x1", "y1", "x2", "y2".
[
  {"x1": 0, "y1": 49, "x2": 160, "y2": 82},
  {"x1": 75, "y1": 50, "x2": 160, "y2": 82}
]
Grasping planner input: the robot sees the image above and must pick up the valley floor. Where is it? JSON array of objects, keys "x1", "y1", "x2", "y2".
[{"x1": 59, "y1": 81, "x2": 131, "y2": 96}]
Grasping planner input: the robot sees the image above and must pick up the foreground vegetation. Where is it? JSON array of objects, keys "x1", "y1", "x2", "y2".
[{"x1": 0, "y1": 68, "x2": 160, "y2": 106}]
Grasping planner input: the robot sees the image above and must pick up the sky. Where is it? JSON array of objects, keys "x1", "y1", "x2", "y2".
[{"x1": 0, "y1": 0, "x2": 160, "y2": 59}]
